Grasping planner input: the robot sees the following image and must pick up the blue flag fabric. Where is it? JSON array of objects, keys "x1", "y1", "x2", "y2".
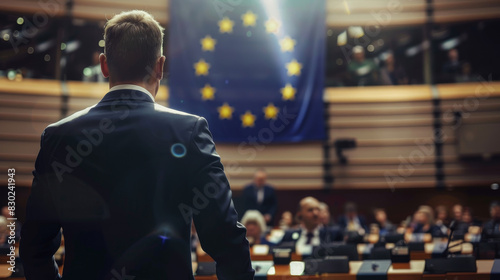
[{"x1": 168, "y1": 0, "x2": 326, "y2": 143}]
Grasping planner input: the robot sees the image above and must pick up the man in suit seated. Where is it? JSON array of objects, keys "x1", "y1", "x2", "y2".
[
  {"x1": 338, "y1": 202, "x2": 368, "y2": 241},
  {"x1": 279, "y1": 197, "x2": 342, "y2": 255},
  {"x1": 20, "y1": 10, "x2": 254, "y2": 280},
  {"x1": 482, "y1": 201, "x2": 500, "y2": 240},
  {"x1": 241, "y1": 169, "x2": 278, "y2": 226}
]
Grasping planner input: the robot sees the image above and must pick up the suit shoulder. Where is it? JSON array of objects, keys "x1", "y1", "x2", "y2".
[
  {"x1": 153, "y1": 103, "x2": 201, "y2": 120},
  {"x1": 46, "y1": 105, "x2": 96, "y2": 129}
]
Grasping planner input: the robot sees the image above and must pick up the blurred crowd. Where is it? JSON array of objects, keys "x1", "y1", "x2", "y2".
[
  {"x1": 233, "y1": 197, "x2": 500, "y2": 256},
  {"x1": 340, "y1": 45, "x2": 477, "y2": 86},
  {"x1": 188, "y1": 169, "x2": 500, "y2": 259}
]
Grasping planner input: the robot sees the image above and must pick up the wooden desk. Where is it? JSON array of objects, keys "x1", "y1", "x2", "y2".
[
  {"x1": 387, "y1": 260, "x2": 425, "y2": 280},
  {"x1": 0, "y1": 264, "x2": 11, "y2": 279},
  {"x1": 267, "y1": 264, "x2": 320, "y2": 280},
  {"x1": 195, "y1": 276, "x2": 217, "y2": 280},
  {"x1": 0, "y1": 264, "x2": 24, "y2": 280}
]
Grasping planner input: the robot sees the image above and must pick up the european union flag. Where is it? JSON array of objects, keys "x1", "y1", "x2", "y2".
[{"x1": 168, "y1": 0, "x2": 326, "y2": 143}]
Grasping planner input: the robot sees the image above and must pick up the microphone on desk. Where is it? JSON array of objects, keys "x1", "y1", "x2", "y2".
[{"x1": 442, "y1": 220, "x2": 457, "y2": 257}]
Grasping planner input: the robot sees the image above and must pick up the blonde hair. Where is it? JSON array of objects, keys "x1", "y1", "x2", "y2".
[
  {"x1": 418, "y1": 205, "x2": 435, "y2": 225},
  {"x1": 241, "y1": 210, "x2": 267, "y2": 235},
  {"x1": 104, "y1": 10, "x2": 164, "y2": 81}
]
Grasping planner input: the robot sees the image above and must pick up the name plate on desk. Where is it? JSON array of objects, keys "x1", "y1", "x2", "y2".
[
  {"x1": 253, "y1": 244, "x2": 269, "y2": 255},
  {"x1": 357, "y1": 260, "x2": 391, "y2": 280},
  {"x1": 273, "y1": 248, "x2": 292, "y2": 265},
  {"x1": 391, "y1": 246, "x2": 410, "y2": 263}
]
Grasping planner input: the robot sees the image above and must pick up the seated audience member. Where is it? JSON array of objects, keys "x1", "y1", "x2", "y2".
[
  {"x1": 408, "y1": 206, "x2": 445, "y2": 238},
  {"x1": 452, "y1": 204, "x2": 464, "y2": 223},
  {"x1": 241, "y1": 210, "x2": 274, "y2": 247},
  {"x1": 348, "y1": 45, "x2": 380, "y2": 86},
  {"x1": 241, "y1": 169, "x2": 278, "y2": 226},
  {"x1": 279, "y1": 197, "x2": 342, "y2": 255},
  {"x1": 319, "y1": 202, "x2": 334, "y2": 227},
  {"x1": 373, "y1": 208, "x2": 395, "y2": 236},
  {"x1": 379, "y1": 52, "x2": 408, "y2": 85},
  {"x1": 435, "y1": 205, "x2": 449, "y2": 236},
  {"x1": 279, "y1": 211, "x2": 294, "y2": 230},
  {"x1": 455, "y1": 207, "x2": 481, "y2": 238},
  {"x1": 482, "y1": 201, "x2": 500, "y2": 240},
  {"x1": 338, "y1": 202, "x2": 368, "y2": 236}
]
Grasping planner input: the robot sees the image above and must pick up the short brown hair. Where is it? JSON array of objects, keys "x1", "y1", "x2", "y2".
[{"x1": 103, "y1": 10, "x2": 164, "y2": 82}]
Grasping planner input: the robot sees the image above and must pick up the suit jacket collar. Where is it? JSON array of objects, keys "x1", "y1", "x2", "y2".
[
  {"x1": 100, "y1": 88, "x2": 155, "y2": 104},
  {"x1": 109, "y1": 84, "x2": 155, "y2": 101}
]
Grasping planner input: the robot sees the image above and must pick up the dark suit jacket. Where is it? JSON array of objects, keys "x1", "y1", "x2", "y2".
[
  {"x1": 279, "y1": 226, "x2": 343, "y2": 247},
  {"x1": 337, "y1": 215, "x2": 368, "y2": 232},
  {"x1": 241, "y1": 184, "x2": 277, "y2": 224},
  {"x1": 20, "y1": 89, "x2": 254, "y2": 280},
  {"x1": 482, "y1": 219, "x2": 500, "y2": 240}
]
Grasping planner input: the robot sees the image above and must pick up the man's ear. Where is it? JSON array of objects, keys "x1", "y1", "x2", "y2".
[
  {"x1": 156, "y1": 55, "x2": 166, "y2": 80},
  {"x1": 99, "y1": 53, "x2": 109, "y2": 78}
]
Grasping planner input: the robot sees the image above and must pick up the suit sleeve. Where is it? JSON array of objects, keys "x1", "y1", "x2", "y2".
[
  {"x1": 187, "y1": 117, "x2": 254, "y2": 280},
  {"x1": 20, "y1": 130, "x2": 62, "y2": 280}
]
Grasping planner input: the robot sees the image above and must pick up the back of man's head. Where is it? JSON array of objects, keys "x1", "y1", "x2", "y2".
[{"x1": 104, "y1": 10, "x2": 164, "y2": 82}]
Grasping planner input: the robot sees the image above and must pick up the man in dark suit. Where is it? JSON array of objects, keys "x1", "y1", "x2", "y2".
[
  {"x1": 337, "y1": 202, "x2": 368, "y2": 235},
  {"x1": 482, "y1": 201, "x2": 500, "y2": 240},
  {"x1": 241, "y1": 169, "x2": 277, "y2": 226},
  {"x1": 20, "y1": 10, "x2": 254, "y2": 280},
  {"x1": 279, "y1": 197, "x2": 342, "y2": 255}
]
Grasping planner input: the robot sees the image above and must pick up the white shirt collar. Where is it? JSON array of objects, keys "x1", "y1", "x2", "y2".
[{"x1": 109, "y1": 84, "x2": 155, "y2": 102}]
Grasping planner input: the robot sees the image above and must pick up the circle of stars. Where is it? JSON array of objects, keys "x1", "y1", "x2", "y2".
[{"x1": 194, "y1": 11, "x2": 302, "y2": 128}]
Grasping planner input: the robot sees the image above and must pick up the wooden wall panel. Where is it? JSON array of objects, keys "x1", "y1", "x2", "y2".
[
  {"x1": 0, "y1": 90, "x2": 61, "y2": 187},
  {"x1": 216, "y1": 143, "x2": 324, "y2": 190},
  {"x1": 1, "y1": 79, "x2": 500, "y2": 192},
  {"x1": 439, "y1": 94, "x2": 500, "y2": 188},
  {"x1": 327, "y1": 97, "x2": 437, "y2": 190}
]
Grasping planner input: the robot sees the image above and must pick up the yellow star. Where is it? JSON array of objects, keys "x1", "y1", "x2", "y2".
[
  {"x1": 193, "y1": 59, "x2": 210, "y2": 76},
  {"x1": 217, "y1": 103, "x2": 234, "y2": 120},
  {"x1": 280, "y1": 36, "x2": 296, "y2": 52},
  {"x1": 241, "y1": 11, "x2": 257, "y2": 27},
  {"x1": 263, "y1": 103, "x2": 279, "y2": 120},
  {"x1": 241, "y1": 111, "x2": 257, "y2": 127},
  {"x1": 218, "y1": 17, "x2": 234, "y2": 33},
  {"x1": 200, "y1": 35, "x2": 216, "y2": 51},
  {"x1": 200, "y1": 84, "x2": 215, "y2": 100},
  {"x1": 281, "y1": 84, "x2": 297, "y2": 101},
  {"x1": 285, "y1": 59, "x2": 302, "y2": 76},
  {"x1": 265, "y1": 18, "x2": 281, "y2": 34}
]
